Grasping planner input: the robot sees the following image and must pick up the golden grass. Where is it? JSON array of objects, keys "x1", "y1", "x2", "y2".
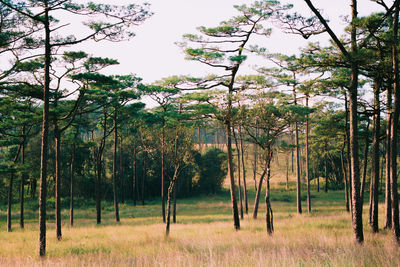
[{"x1": 1, "y1": 199, "x2": 400, "y2": 267}]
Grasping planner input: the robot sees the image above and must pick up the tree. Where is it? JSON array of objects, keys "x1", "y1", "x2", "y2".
[
  {"x1": 179, "y1": 0, "x2": 288, "y2": 230},
  {"x1": 0, "y1": 0, "x2": 151, "y2": 255}
]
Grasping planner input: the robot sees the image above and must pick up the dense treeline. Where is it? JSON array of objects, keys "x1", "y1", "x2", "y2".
[{"x1": 2, "y1": 0, "x2": 400, "y2": 257}]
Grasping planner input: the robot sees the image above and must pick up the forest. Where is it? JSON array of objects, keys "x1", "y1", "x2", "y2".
[{"x1": 1, "y1": 0, "x2": 400, "y2": 266}]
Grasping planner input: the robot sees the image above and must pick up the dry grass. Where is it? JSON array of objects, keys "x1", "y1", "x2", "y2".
[{"x1": 0, "y1": 196, "x2": 399, "y2": 267}]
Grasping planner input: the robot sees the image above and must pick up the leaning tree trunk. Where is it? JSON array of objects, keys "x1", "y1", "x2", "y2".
[
  {"x1": 253, "y1": 168, "x2": 267, "y2": 219},
  {"x1": 173, "y1": 180, "x2": 177, "y2": 223}
]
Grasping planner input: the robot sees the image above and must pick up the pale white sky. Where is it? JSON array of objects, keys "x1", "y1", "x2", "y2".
[{"x1": 71, "y1": 0, "x2": 383, "y2": 84}]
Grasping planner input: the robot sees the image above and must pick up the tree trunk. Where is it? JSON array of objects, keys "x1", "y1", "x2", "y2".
[
  {"x1": 225, "y1": 121, "x2": 240, "y2": 230},
  {"x1": 341, "y1": 137, "x2": 350, "y2": 212},
  {"x1": 161, "y1": 123, "x2": 166, "y2": 223},
  {"x1": 70, "y1": 143, "x2": 75, "y2": 226},
  {"x1": 239, "y1": 126, "x2": 249, "y2": 214},
  {"x1": 369, "y1": 79, "x2": 380, "y2": 233},
  {"x1": 286, "y1": 153, "x2": 289, "y2": 190},
  {"x1": 306, "y1": 96, "x2": 311, "y2": 213},
  {"x1": 325, "y1": 143, "x2": 328, "y2": 193},
  {"x1": 119, "y1": 136, "x2": 125, "y2": 204},
  {"x1": 54, "y1": 126, "x2": 62, "y2": 240},
  {"x1": 390, "y1": 2, "x2": 400, "y2": 242},
  {"x1": 113, "y1": 113, "x2": 120, "y2": 222},
  {"x1": 233, "y1": 128, "x2": 243, "y2": 219},
  {"x1": 361, "y1": 117, "x2": 370, "y2": 203},
  {"x1": 253, "y1": 126, "x2": 258, "y2": 191},
  {"x1": 132, "y1": 146, "x2": 137, "y2": 206},
  {"x1": 345, "y1": 92, "x2": 353, "y2": 214},
  {"x1": 142, "y1": 153, "x2": 146, "y2": 206},
  {"x1": 173, "y1": 180, "x2": 177, "y2": 223},
  {"x1": 265, "y1": 158, "x2": 273, "y2": 235},
  {"x1": 39, "y1": 3, "x2": 51, "y2": 256},
  {"x1": 7, "y1": 170, "x2": 14, "y2": 232},
  {"x1": 20, "y1": 129, "x2": 26, "y2": 229},
  {"x1": 253, "y1": 168, "x2": 267, "y2": 219},
  {"x1": 293, "y1": 84, "x2": 302, "y2": 214}
]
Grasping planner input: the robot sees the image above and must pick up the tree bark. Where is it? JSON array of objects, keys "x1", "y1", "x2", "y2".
[
  {"x1": 361, "y1": 117, "x2": 370, "y2": 203},
  {"x1": 70, "y1": 142, "x2": 75, "y2": 226},
  {"x1": 39, "y1": 4, "x2": 51, "y2": 255},
  {"x1": 225, "y1": 121, "x2": 240, "y2": 230},
  {"x1": 306, "y1": 96, "x2": 311, "y2": 213},
  {"x1": 113, "y1": 112, "x2": 120, "y2": 222},
  {"x1": 54, "y1": 125, "x2": 62, "y2": 240},
  {"x1": 132, "y1": 146, "x2": 137, "y2": 206},
  {"x1": 253, "y1": 168, "x2": 267, "y2": 219},
  {"x1": 233, "y1": 128, "x2": 243, "y2": 219},
  {"x1": 293, "y1": 84, "x2": 302, "y2": 214},
  {"x1": 390, "y1": 2, "x2": 400, "y2": 242},
  {"x1": 7, "y1": 171, "x2": 14, "y2": 232},
  {"x1": 369, "y1": 79, "x2": 380, "y2": 233},
  {"x1": 239, "y1": 126, "x2": 248, "y2": 214},
  {"x1": 20, "y1": 128, "x2": 26, "y2": 229}
]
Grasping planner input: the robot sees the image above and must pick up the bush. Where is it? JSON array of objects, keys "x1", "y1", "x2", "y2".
[{"x1": 193, "y1": 147, "x2": 227, "y2": 194}]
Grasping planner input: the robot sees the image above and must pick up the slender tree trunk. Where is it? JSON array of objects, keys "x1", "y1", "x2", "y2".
[
  {"x1": 239, "y1": 126, "x2": 248, "y2": 214},
  {"x1": 253, "y1": 126, "x2": 258, "y2": 191},
  {"x1": 132, "y1": 146, "x2": 137, "y2": 206},
  {"x1": 233, "y1": 128, "x2": 243, "y2": 219},
  {"x1": 120, "y1": 136, "x2": 125, "y2": 204},
  {"x1": 265, "y1": 153, "x2": 273, "y2": 234},
  {"x1": 20, "y1": 129, "x2": 26, "y2": 229},
  {"x1": 161, "y1": 123, "x2": 166, "y2": 223},
  {"x1": 39, "y1": 4, "x2": 51, "y2": 256},
  {"x1": 253, "y1": 168, "x2": 267, "y2": 219},
  {"x1": 54, "y1": 126, "x2": 62, "y2": 240},
  {"x1": 341, "y1": 137, "x2": 350, "y2": 212},
  {"x1": 369, "y1": 79, "x2": 381, "y2": 233},
  {"x1": 361, "y1": 118, "x2": 370, "y2": 203},
  {"x1": 345, "y1": 92, "x2": 353, "y2": 214},
  {"x1": 96, "y1": 156, "x2": 102, "y2": 224},
  {"x1": 113, "y1": 113, "x2": 120, "y2": 222},
  {"x1": 293, "y1": 83, "x2": 302, "y2": 214},
  {"x1": 286, "y1": 153, "x2": 289, "y2": 190},
  {"x1": 390, "y1": 2, "x2": 400, "y2": 242},
  {"x1": 70, "y1": 143, "x2": 75, "y2": 226},
  {"x1": 142, "y1": 153, "x2": 146, "y2": 206},
  {"x1": 173, "y1": 180, "x2": 177, "y2": 223},
  {"x1": 225, "y1": 121, "x2": 240, "y2": 230},
  {"x1": 385, "y1": 107, "x2": 392, "y2": 229},
  {"x1": 324, "y1": 143, "x2": 328, "y2": 193},
  {"x1": 7, "y1": 171, "x2": 14, "y2": 232},
  {"x1": 291, "y1": 131, "x2": 294, "y2": 174},
  {"x1": 306, "y1": 96, "x2": 311, "y2": 213}
]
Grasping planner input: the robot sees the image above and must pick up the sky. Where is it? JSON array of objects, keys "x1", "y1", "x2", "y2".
[{"x1": 72, "y1": 0, "x2": 384, "y2": 84}]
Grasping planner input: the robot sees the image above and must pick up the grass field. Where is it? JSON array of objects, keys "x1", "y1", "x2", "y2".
[{"x1": 0, "y1": 187, "x2": 399, "y2": 266}]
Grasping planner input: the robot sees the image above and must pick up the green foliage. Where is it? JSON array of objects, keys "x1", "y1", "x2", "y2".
[{"x1": 193, "y1": 148, "x2": 227, "y2": 194}]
